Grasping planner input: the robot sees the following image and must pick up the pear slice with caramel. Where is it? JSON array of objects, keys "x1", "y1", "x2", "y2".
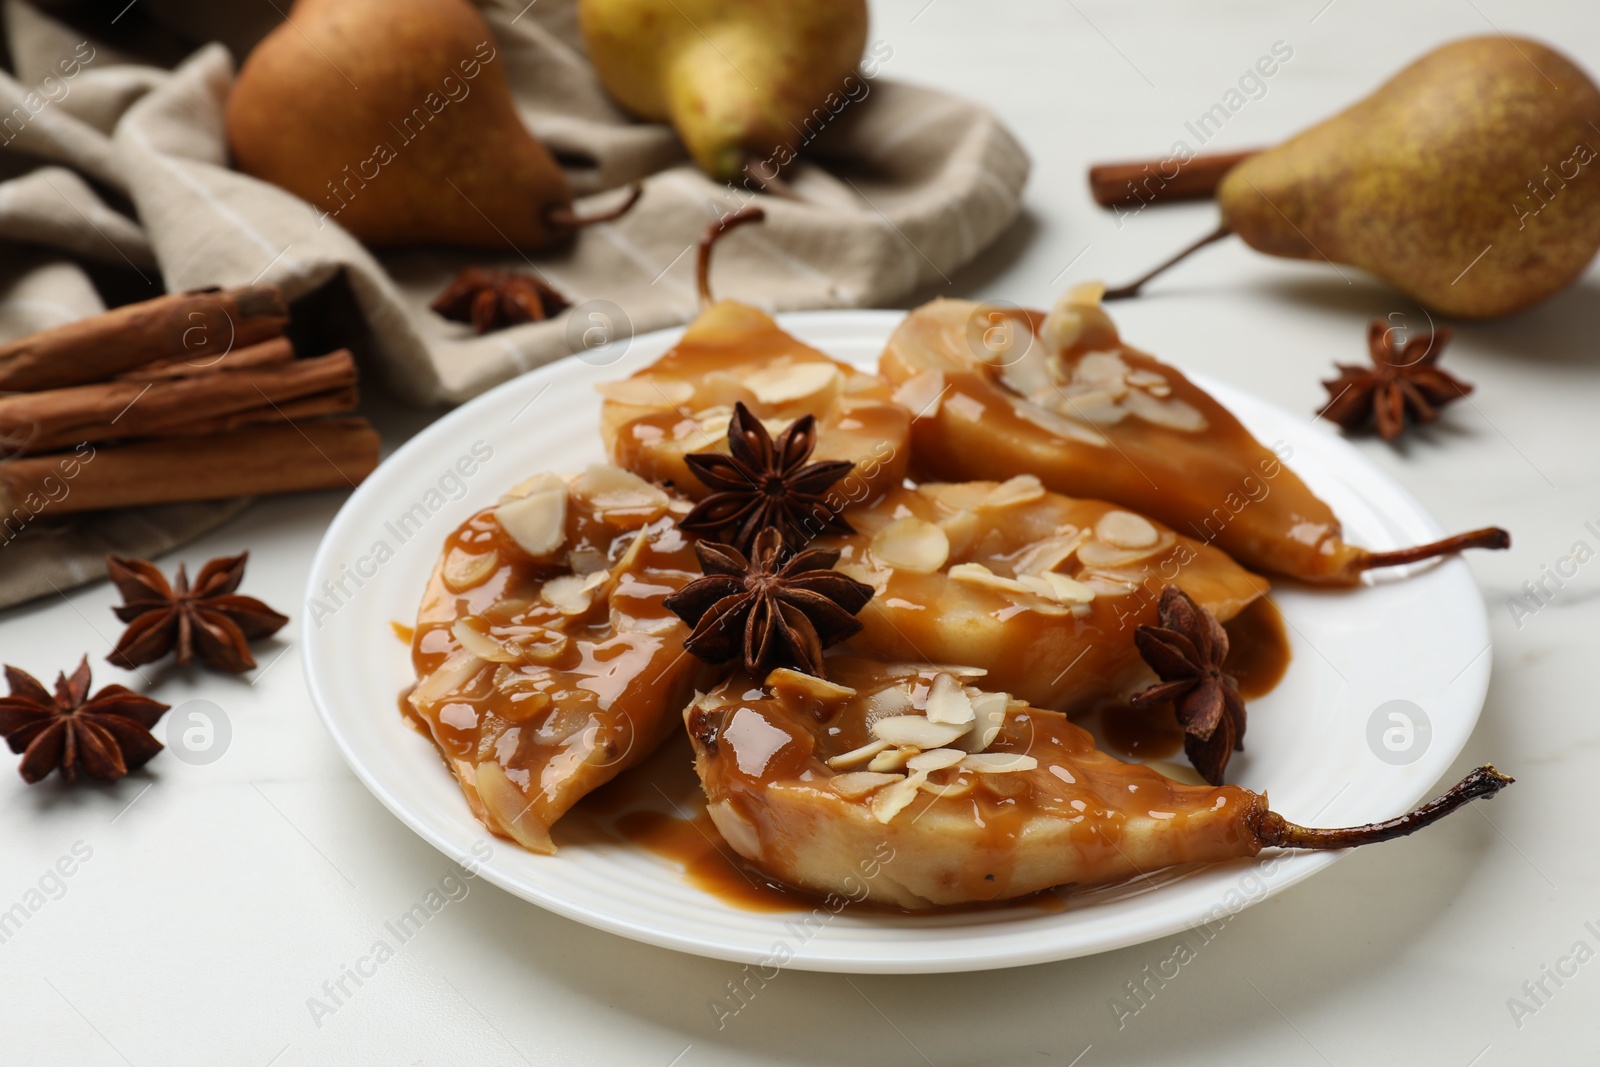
[
  {"x1": 685, "y1": 658, "x2": 1512, "y2": 910},
  {"x1": 407, "y1": 464, "x2": 715, "y2": 853},
  {"x1": 599, "y1": 208, "x2": 911, "y2": 507},
  {"x1": 815, "y1": 478, "x2": 1269, "y2": 713},
  {"x1": 878, "y1": 285, "x2": 1508, "y2": 585}
]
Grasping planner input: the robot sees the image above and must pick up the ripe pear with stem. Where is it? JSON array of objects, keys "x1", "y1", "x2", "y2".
[{"x1": 1107, "y1": 36, "x2": 1600, "y2": 318}]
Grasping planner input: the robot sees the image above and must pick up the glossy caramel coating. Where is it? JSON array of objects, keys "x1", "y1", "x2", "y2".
[
  {"x1": 408, "y1": 468, "x2": 714, "y2": 853},
  {"x1": 600, "y1": 300, "x2": 911, "y2": 503},
  {"x1": 687, "y1": 658, "x2": 1267, "y2": 909},
  {"x1": 878, "y1": 290, "x2": 1372, "y2": 584},
  {"x1": 818, "y1": 481, "x2": 1268, "y2": 712}
]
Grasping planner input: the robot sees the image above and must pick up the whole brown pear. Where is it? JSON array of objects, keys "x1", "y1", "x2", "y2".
[
  {"x1": 1218, "y1": 36, "x2": 1600, "y2": 317},
  {"x1": 226, "y1": 0, "x2": 573, "y2": 249}
]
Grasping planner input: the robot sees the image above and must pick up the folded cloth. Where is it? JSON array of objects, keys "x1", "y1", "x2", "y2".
[{"x1": 0, "y1": 0, "x2": 1029, "y2": 608}]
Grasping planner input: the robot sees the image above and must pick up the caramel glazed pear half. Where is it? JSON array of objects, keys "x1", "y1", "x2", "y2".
[{"x1": 879, "y1": 283, "x2": 1510, "y2": 585}]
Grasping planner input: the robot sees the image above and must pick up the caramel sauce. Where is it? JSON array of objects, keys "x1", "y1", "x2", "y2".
[
  {"x1": 391, "y1": 620, "x2": 415, "y2": 645},
  {"x1": 1223, "y1": 596, "x2": 1293, "y2": 700},
  {"x1": 1101, "y1": 704, "x2": 1185, "y2": 760},
  {"x1": 599, "y1": 300, "x2": 910, "y2": 503}
]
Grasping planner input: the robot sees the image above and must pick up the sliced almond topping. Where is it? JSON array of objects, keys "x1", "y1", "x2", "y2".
[
  {"x1": 442, "y1": 548, "x2": 499, "y2": 592},
  {"x1": 1077, "y1": 537, "x2": 1168, "y2": 569},
  {"x1": 923, "y1": 673, "x2": 975, "y2": 726},
  {"x1": 541, "y1": 572, "x2": 602, "y2": 615},
  {"x1": 948, "y1": 562, "x2": 1033, "y2": 596},
  {"x1": 1040, "y1": 571, "x2": 1096, "y2": 604},
  {"x1": 916, "y1": 777, "x2": 976, "y2": 798},
  {"x1": 826, "y1": 738, "x2": 892, "y2": 769},
  {"x1": 1013, "y1": 529, "x2": 1090, "y2": 577},
  {"x1": 595, "y1": 376, "x2": 694, "y2": 408},
  {"x1": 1080, "y1": 573, "x2": 1141, "y2": 597},
  {"x1": 411, "y1": 649, "x2": 487, "y2": 706},
  {"x1": 1126, "y1": 368, "x2": 1169, "y2": 389},
  {"x1": 957, "y1": 691, "x2": 1009, "y2": 753},
  {"x1": 743, "y1": 361, "x2": 841, "y2": 405},
  {"x1": 906, "y1": 748, "x2": 966, "y2": 773},
  {"x1": 1096, "y1": 510, "x2": 1160, "y2": 549},
  {"x1": 1011, "y1": 397, "x2": 1109, "y2": 447},
  {"x1": 766, "y1": 668, "x2": 857, "y2": 703},
  {"x1": 499, "y1": 471, "x2": 565, "y2": 504},
  {"x1": 495, "y1": 484, "x2": 568, "y2": 556},
  {"x1": 451, "y1": 617, "x2": 522, "y2": 664},
  {"x1": 980, "y1": 474, "x2": 1046, "y2": 509},
  {"x1": 870, "y1": 517, "x2": 949, "y2": 574},
  {"x1": 476, "y1": 761, "x2": 554, "y2": 854},
  {"x1": 829, "y1": 771, "x2": 904, "y2": 799},
  {"x1": 1123, "y1": 388, "x2": 1207, "y2": 433},
  {"x1": 871, "y1": 715, "x2": 971, "y2": 749},
  {"x1": 960, "y1": 752, "x2": 1039, "y2": 773},
  {"x1": 870, "y1": 773, "x2": 926, "y2": 823},
  {"x1": 573, "y1": 464, "x2": 669, "y2": 514},
  {"x1": 891, "y1": 369, "x2": 946, "y2": 418},
  {"x1": 868, "y1": 746, "x2": 915, "y2": 773}
]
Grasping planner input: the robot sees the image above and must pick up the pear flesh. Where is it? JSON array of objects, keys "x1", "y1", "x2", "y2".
[{"x1": 1219, "y1": 36, "x2": 1600, "y2": 317}]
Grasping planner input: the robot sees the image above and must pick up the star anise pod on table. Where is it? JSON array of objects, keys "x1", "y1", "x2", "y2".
[
  {"x1": 1319, "y1": 319, "x2": 1473, "y2": 441},
  {"x1": 663, "y1": 528, "x2": 874, "y2": 680},
  {"x1": 1130, "y1": 586, "x2": 1246, "y2": 786},
  {"x1": 679, "y1": 402, "x2": 856, "y2": 554},
  {"x1": 0, "y1": 658, "x2": 170, "y2": 784},
  {"x1": 431, "y1": 267, "x2": 571, "y2": 335},
  {"x1": 106, "y1": 553, "x2": 289, "y2": 673}
]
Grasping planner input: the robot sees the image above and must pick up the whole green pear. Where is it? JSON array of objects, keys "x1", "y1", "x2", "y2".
[{"x1": 1218, "y1": 36, "x2": 1600, "y2": 317}]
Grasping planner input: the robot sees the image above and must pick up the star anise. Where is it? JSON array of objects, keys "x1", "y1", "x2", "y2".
[
  {"x1": 1319, "y1": 320, "x2": 1473, "y2": 441},
  {"x1": 679, "y1": 402, "x2": 856, "y2": 554},
  {"x1": 107, "y1": 553, "x2": 289, "y2": 673},
  {"x1": 662, "y1": 527, "x2": 873, "y2": 680},
  {"x1": 1130, "y1": 586, "x2": 1246, "y2": 786},
  {"x1": 431, "y1": 267, "x2": 570, "y2": 335},
  {"x1": 0, "y1": 658, "x2": 170, "y2": 784}
]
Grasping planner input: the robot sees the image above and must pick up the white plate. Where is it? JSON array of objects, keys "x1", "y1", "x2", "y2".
[{"x1": 303, "y1": 311, "x2": 1492, "y2": 974}]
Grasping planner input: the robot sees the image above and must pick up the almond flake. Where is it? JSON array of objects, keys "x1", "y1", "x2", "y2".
[
  {"x1": 573, "y1": 464, "x2": 669, "y2": 514},
  {"x1": 871, "y1": 715, "x2": 970, "y2": 749},
  {"x1": 1123, "y1": 388, "x2": 1207, "y2": 433},
  {"x1": 411, "y1": 649, "x2": 486, "y2": 706},
  {"x1": 744, "y1": 361, "x2": 841, "y2": 405},
  {"x1": 891, "y1": 369, "x2": 947, "y2": 418},
  {"x1": 870, "y1": 773, "x2": 927, "y2": 823},
  {"x1": 1041, "y1": 571, "x2": 1096, "y2": 604},
  {"x1": 868, "y1": 746, "x2": 915, "y2": 772},
  {"x1": 499, "y1": 471, "x2": 565, "y2": 504},
  {"x1": 442, "y1": 548, "x2": 499, "y2": 592},
  {"x1": 766, "y1": 668, "x2": 857, "y2": 703},
  {"x1": 495, "y1": 484, "x2": 568, "y2": 556},
  {"x1": 924, "y1": 673, "x2": 975, "y2": 725},
  {"x1": 960, "y1": 753, "x2": 1039, "y2": 773},
  {"x1": 1077, "y1": 537, "x2": 1167, "y2": 569},
  {"x1": 957, "y1": 691, "x2": 1009, "y2": 752},
  {"x1": 906, "y1": 748, "x2": 966, "y2": 773},
  {"x1": 980, "y1": 474, "x2": 1046, "y2": 509},
  {"x1": 948, "y1": 562, "x2": 1033, "y2": 596},
  {"x1": 1013, "y1": 529, "x2": 1090, "y2": 576},
  {"x1": 541, "y1": 572, "x2": 603, "y2": 615},
  {"x1": 1096, "y1": 510, "x2": 1160, "y2": 549},
  {"x1": 916, "y1": 777, "x2": 976, "y2": 798},
  {"x1": 870, "y1": 517, "x2": 950, "y2": 574},
  {"x1": 826, "y1": 739, "x2": 892, "y2": 769},
  {"x1": 451, "y1": 618, "x2": 522, "y2": 663},
  {"x1": 830, "y1": 771, "x2": 904, "y2": 799}
]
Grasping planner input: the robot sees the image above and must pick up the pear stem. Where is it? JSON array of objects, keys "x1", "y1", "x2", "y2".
[
  {"x1": 545, "y1": 182, "x2": 644, "y2": 231},
  {"x1": 1252, "y1": 766, "x2": 1513, "y2": 850},
  {"x1": 1357, "y1": 527, "x2": 1511, "y2": 572},
  {"x1": 1103, "y1": 222, "x2": 1234, "y2": 301},
  {"x1": 697, "y1": 206, "x2": 767, "y2": 306}
]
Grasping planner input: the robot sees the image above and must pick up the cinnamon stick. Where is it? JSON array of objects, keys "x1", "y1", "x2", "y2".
[
  {"x1": 0, "y1": 286, "x2": 289, "y2": 391},
  {"x1": 0, "y1": 350, "x2": 359, "y2": 455},
  {"x1": 1088, "y1": 150, "x2": 1259, "y2": 208},
  {"x1": 0, "y1": 419, "x2": 381, "y2": 519},
  {"x1": 117, "y1": 336, "x2": 296, "y2": 382}
]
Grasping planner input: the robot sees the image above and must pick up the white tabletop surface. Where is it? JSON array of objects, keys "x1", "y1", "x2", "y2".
[{"x1": 4, "y1": 1, "x2": 1597, "y2": 1064}]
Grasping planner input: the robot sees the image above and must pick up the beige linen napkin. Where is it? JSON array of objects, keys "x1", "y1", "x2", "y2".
[{"x1": 0, "y1": 0, "x2": 1029, "y2": 608}]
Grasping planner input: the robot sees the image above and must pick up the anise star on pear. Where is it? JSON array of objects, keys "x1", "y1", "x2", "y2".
[
  {"x1": 679, "y1": 402, "x2": 856, "y2": 554},
  {"x1": 1319, "y1": 320, "x2": 1473, "y2": 441},
  {"x1": 0, "y1": 657, "x2": 170, "y2": 784},
  {"x1": 1130, "y1": 586, "x2": 1246, "y2": 786},
  {"x1": 431, "y1": 267, "x2": 571, "y2": 335},
  {"x1": 662, "y1": 527, "x2": 874, "y2": 680},
  {"x1": 107, "y1": 553, "x2": 289, "y2": 673}
]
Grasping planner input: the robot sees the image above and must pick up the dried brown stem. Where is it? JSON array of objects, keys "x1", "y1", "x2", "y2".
[
  {"x1": 696, "y1": 206, "x2": 767, "y2": 306},
  {"x1": 1088, "y1": 150, "x2": 1260, "y2": 208},
  {"x1": 1358, "y1": 527, "x2": 1512, "y2": 571},
  {"x1": 1103, "y1": 223, "x2": 1234, "y2": 301},
  {"x1": 1252, "y1": 766, "x2": 1513, "y2": 850},
  {"x1": 545, "y1": 183, "x2": 644, "y2": 230}
]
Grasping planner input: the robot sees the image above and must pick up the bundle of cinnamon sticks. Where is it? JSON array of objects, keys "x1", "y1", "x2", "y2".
[{"x1": 0, "y1": 285, "x2": 380, "y2": 529}]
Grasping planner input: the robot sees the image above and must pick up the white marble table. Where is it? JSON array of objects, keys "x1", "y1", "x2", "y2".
[{"x1": 4, "y1": 1, "x2": 1597, "y2": 1063}]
